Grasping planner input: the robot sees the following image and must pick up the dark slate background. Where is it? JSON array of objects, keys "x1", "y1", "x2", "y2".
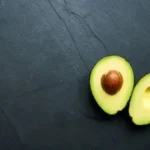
[{"x1": 0, "y1": 0, "x2": 150, "y2": 149}]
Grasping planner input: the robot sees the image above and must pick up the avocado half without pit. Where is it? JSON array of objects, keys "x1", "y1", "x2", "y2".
[
  {"x1": 90, "y1": 55, "x2": 134, "y2": 115},
  {"x1": 129, "y1": 74, "x2": 150, "y2": 125}
]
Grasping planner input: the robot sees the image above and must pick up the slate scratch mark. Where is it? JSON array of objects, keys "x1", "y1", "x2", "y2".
[
  {"x1": 71, "y1": 12, "x2": 109, "y2": 54},
  {"x1": 109, "y1": 13, "x2": 120, "y2": 29},
  {"x1": 0, "y1": 106, "x2": 23, "y2": 147},
  {"x1": 0, "y1": 36, "x2": 8, "y2": 43},
  {"x1": 113, "y1": 0, "x2": 119, "y2": 10},
  {"x1": 138, "y1": 1, "x2": 143, "y2": 8},
  {"x1": 32, "y1": 1, "x2": 53, "y2": 57},
  {"x1": 64, "y1": 0, "x2": 67, "y2": 4},
  {"x1": 47, "y1": 0, "x2": 89, "y2": 72},
  {"x1": 17, "y1": 81, "x2": 65, "y2": 98},
  {"x1": 81, "y1": 112, "x2": 101, "y2": 122},
  {"x1": 35, "y1": 1, "x2": 47, "y2": 17},
  {"x1": 0, "y1": 0, "x2": 4, "y2": 9},
  {"x1": 17, "y1": 78, "x2": 83, "y2": 98}
]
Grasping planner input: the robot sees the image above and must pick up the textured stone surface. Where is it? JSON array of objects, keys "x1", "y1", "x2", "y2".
[{"x1": 0, "y1": 0, "x2": 150, "y2": 149}]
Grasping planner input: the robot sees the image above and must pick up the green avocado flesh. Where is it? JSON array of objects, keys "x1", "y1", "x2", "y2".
[
  {"x1": 129, "y1": 74, "x2": 150, "y2": 125},
  {"x1": 90, "y1": 55, "x2": 134, "y2": 115}
]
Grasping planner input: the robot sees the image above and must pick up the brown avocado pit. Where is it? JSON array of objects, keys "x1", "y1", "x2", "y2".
[{"x1": 101, "y1": 70, "x2": 123, "y2": 95}]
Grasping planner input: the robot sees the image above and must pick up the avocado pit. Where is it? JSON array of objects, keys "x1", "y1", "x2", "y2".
[{"x1": 101, "y1": 70, "x2": 123, "y2": 95}]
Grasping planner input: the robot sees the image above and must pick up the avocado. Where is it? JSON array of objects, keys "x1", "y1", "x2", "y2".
[
  {"x1": 129, "y1": 73, "x2": 150, "y2": 125},
  {"x1": 90, "y1": 55, "x2": 134, "y2": 115}
]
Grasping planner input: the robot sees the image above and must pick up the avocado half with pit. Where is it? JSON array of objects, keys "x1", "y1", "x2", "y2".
[
  {"x1": 90, "y1": 55, "x2": 134, "y2": 115},
  {"x1": 129, "y1": 74, "x2": 150, "y2": 125}
]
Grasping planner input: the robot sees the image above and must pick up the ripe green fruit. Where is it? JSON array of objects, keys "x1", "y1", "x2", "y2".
[
  {"x1": 129, "y1": 73, "x2": 150, "y2": 125},
  {"x1": 90, "y1": 55, "x2": 134, "y2": 115}
]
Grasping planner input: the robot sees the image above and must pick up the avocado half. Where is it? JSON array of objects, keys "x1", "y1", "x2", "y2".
[
  {"x1": 90, "y1": 55, "x2": 134, "y2": 115},
  {"x1": 129, "y1": 74, "x2": 150, "y2": 125}
]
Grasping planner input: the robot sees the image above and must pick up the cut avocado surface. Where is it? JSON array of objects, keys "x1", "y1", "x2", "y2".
[
  {"x1": 90, "y1": 55, "x2": 134, "y2": 115},
  {"x1": 129, "y1": 73, "x2": 150, "y2": 125}
]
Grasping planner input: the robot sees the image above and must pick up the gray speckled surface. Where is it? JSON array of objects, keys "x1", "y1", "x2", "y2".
[{"x1": 0, "y1": 0, "x2": 150, "y2": 149}]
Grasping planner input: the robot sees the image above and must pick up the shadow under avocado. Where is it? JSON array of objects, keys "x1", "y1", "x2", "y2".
[
  {"x1": 78, "y1": 73, "x2": 115, "y2": 122},
  {"x1": 87, "y1": 87, "x2": 116, "y2": 122},
  {"x1": 120, "y1": 102, "x2": 150, "y2": 131},
  {"x1": 79, "y1": 72, "x2": 150, "y2": 130},
  {"x1": 88, "y1": 87, "x2": 150, "y2": 130}
]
